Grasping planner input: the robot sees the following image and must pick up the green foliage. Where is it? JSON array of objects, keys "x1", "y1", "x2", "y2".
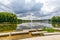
[
  {"x1": 0, "y1": 12, "x2": 17, "y2": 24},
  {"x1": 0, "y1": 12, "x2": 17, "y2": 32},
  {"x1": 51, "y1": 16, "x2": 60, "y2": 23},
  {"x1": 51, "y1": 16, "x2": 60, "y2": 27},
  {"x1": 40, "y1": 33, "x2": 44, "y2": 36},
  {"x1": 42, "y1": 27, "x2": 54, "y2": 32}
]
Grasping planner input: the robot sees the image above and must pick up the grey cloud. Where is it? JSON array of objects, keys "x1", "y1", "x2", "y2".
[
  {"x1": 0, "y1": 0, "x2": 60, "y2": 20},
  {"x1": 12, "y1": 0, "x2": 60, "y2": 19},
  {"x1": 8, "y1": 0, "x2": 43, "y2": 17}
]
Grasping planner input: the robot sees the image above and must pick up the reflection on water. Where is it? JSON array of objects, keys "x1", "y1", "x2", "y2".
[
  {"x1": 51, "y1": 23, "x2": 60, "y2": 28},
  {"x1": 16, "y1": 22, "x2": 52, "y2": 30},
  {"x1": 0, "y1": 23, "x2": 17, "y2": 32},
  {"x1": 0, "y1": 22, "x2": 59, "y2": 31}
]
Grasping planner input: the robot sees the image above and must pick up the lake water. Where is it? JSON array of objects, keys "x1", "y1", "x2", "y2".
[{"x1": 16, "y1": 22, "x2": 53, "y2": 30}]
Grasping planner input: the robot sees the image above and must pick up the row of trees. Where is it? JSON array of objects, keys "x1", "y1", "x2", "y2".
[
  {"x1": 18, "y1": 19, "x2": 22, "y2": 24},
  {"x1": 18, "y1": 19, "x2": 41, "y2": 24}
]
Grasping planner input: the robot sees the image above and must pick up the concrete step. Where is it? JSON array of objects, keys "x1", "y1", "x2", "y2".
[
  {"x1": 53, "y1": 28, "x2": 60, "y2": 30},
  {"x1": 44, "y1": 32, "x2": 60, "y2": 36},
  {"x1": 11, "y1": 30, "x2": 29, "y2": 35},
  {"x1": 37, "y1": 29, "x2": 42, "y2": 31},
  {"x1": 0, "y1": 30, "x2": 29, "y2": 37},
  {"x1": 31, "y1": 31, "x2": 47, "y2": 36},
  {"x1": 32, "y1": 31, "x2": 47, "y2": 34},
  {"x1": 0, "y1": 33, "x2": 9, "y2": 37}
]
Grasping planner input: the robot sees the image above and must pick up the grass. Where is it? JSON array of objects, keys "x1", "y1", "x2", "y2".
[
  {"x1": 42, "y1": 27, "x2": 60, "y2": 32},
  {"x1": 40, "y1": 33, "x2": 44, "y2": 36},
  {"x1": 42, "y1": 27, "x2": 54, "y2": 32}
]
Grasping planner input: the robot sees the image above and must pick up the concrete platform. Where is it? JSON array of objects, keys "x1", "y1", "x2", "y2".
[
  {"x1": 53, "y1": 28, "x2": 60, "y2": 30},
  {"x1": 31, "y1": 31, "x2": 47, "y2": 35},
  {"x1": 21, "y1": 35, "x2": 60, "y2": 40},
  {"x1": 37, "y1": 29, "x2": 42, "y2": 31},
  {"x1": 0, "y1": 30, "x2": 29, "y2": 37},
  {"x1": 0, "y1": 33, "x2": 9, "y2": 37},
  {"x1": 44, "y1": 32, "x2": 60, "y2": 36},
  {"x1": 31, "y1": 31, "x2": 47, "y2": 36}
]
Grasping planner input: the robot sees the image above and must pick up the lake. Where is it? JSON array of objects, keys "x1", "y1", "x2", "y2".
[
  {"x1": 0, "y1": 21, "x2": 59, "y2": 32},
  {"x1": 16, "y1": 22, "x2": 53, "y2": 30}
]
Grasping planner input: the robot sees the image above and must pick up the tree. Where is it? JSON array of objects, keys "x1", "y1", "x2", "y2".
[
  {"x1": 0, "y1": 12, "x2": 17, "y2": 32},
  {"x1": 51, "y1": 16, "x2": 60, "y2": 27},
  {"x1": 0, "y1": 12, "x2": 17, "y2": 24}
]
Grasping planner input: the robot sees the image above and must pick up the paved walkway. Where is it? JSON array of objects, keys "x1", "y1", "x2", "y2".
[{"x1": 21, "y1": 35, "x2": 60, "y2": 40}]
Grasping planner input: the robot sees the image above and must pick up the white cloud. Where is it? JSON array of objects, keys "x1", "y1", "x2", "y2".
[
  {"x1": 0, "y1": 0, "x2": 12, "y2": 5},
  {"x1": 36, "y1": 0, "x2": 48, "y2": 3},
  {"x1": 41, "y1": 5, "x2": 55, "y2": 14},
  {"x1": 0, "y1": 0, "x2": 60, "y2": 20},
  {"x1": 39, "y1": 0, "x2": 56, "y2": 14},
  {"x1": 35, "y1": 0, "x2": 60, "y2": 19},
  {"x1": 25, "y1": 0, "x2": 32, "y2": 3},
  {"x1": 20, "y1": 16, "x2": 40, "y2": 20}
]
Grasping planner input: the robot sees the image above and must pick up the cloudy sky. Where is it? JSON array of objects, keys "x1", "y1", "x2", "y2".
[{"x1": 0, "y1": 0, "x2": 60, "y2": 20}]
